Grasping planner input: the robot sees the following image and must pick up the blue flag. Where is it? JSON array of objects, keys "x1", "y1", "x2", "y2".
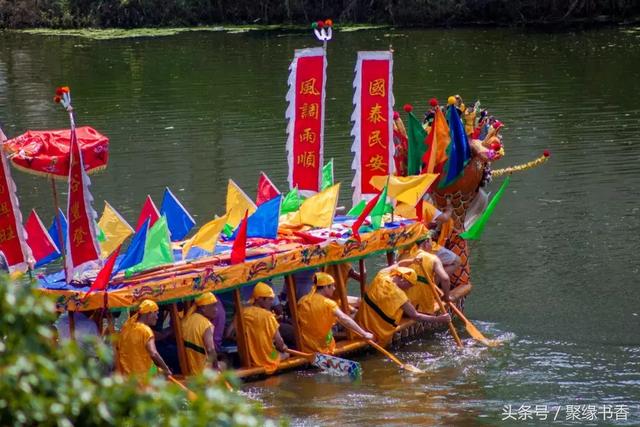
[
  {"x1": 440, "y1": 106, "x2": 472, "y2": 188},
  {"x1": 160, "y1": 187, "x2": 196, "y2": 241},
  {"x1": 232, "y1": 194, "x2": 281, "y2": 239},
  {"x1": 115, "y1": 218, "x2": 150, "y2": 273},
  {"x1": 47, "y1": 208, "x2": 68, "y2": 254}
]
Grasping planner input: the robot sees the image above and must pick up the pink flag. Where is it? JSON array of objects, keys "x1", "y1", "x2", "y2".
[
  {"x1": 65, "y1": 122, "x2": 101, "y2": 279},
  {"x1": 0, "y1": 145, "x2": 33, "y2": 272},
  {"x1": 256, "y1": 172, "x2": 281, "y2": 206},
  {"x1": 135, "y1": 195, "x2": 160, "y2": 231},
  {"x1": 25, "y1": 210, "x2": 59, "y2": 264}
]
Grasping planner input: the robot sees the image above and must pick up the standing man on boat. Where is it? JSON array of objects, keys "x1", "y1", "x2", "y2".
[
  {"x1": 181, "y1": 292, "x2": 219, "y2": 376},
  {"x1": 399, "y1": 237, "x2": 452, "y2": 313},
  {"x1": 297, "y1": 272, "x2": 374, "y2": 354},
  {"x1": 116, "y1": 299, "x2": 173, "y2": 378},
  {"x1": 355, "y1": 266, "x2": 450, "y2": 346},
  {"x1": 231, "y1": 282, "x2": 289, "y2": 374}
]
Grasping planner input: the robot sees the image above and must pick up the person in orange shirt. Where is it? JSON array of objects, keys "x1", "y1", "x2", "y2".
[
  {"x1": 181, "y1": 292, "x2": 219, "y2": 376},
  {"x1": 116, "y1": 299, "x2": 172, "y2": 378},
  {"x1": 231, "y1": 282, "x2": 289, "y2": 374},
  {"x1": 297, "y1": 272, "x2": 374, "y2": 354},
  {"x1": 355, "y1": 266, "x2": 450, "y2": 346}
]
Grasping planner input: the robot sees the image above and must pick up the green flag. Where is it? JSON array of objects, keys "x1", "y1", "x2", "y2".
[
  {"x1": 347, "y1": 200, "x2": 366, "y2": 217},
  {"x1": 125, "y1": 216, "x2": 174, "y2": 277},
  {"x1": 321, "y1": 159, "x2": 334, "y2": 191},
  {"x1": 460, "y1": 176, "x2": 511, "y2": 240},
  {"x1": 222, "y1": 223, "x2": 234, "y2": 237},
  {"x1": 370, "y1": 184, "x2": 389, "y2": 229},
  {"x1": 407, "y1": 110, "x2": 427, "y2": 175},
  {"x1": 281, "y1": 188, "x2": 304, "y2": 214}
]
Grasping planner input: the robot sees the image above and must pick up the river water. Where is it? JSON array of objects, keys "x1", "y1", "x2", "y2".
[{"x1": 1, "y1": 27, "x2": 639, "y2": 426}]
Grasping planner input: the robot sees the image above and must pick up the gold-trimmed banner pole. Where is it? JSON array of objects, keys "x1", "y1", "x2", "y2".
[{"x1": 491, "y1": 151, "x2": 550, "y2": 177}]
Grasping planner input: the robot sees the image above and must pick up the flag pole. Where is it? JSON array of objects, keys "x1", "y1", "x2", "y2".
[{"x1": 50, "y1": 177, "x2": 67, "y2": 283}]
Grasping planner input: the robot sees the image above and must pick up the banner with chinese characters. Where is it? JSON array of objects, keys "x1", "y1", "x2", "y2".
[
  {"x1": 65, "y1": 122, "x2": 101, "y2": 280},
  {"x1": 0, "y1": 146, "x2": 33, "y2": 272},
  {"x1": 350, "y1": 51, "x2": 395, "y2": 206},
  {"x1": 286, "y1": 47, "x2": 326, "y2": 196}
]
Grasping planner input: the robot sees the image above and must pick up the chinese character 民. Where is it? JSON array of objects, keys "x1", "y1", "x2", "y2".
[
  {"x1": 300, "y1": 103, "x2": 320, "y2": 119},
  {"x1": 366, "y1": 154, "x2": 387, "y2": 172},
  {"x1": 299, "y1": 78, "x2": 320, "y2": 96},
  {"x1": 369, "y1": 79, "x2": 386, "y2": 97},
  {"x1": 299, "y1": 128, "x2": 317, "y2": 144},
  {"x1": 367, "y1": 103, "x2": 387, "y2": 124},
  {"x1": 368, "y1": 130, "x2": 386, "y2": 149},
  {"x1": 296, "y1": 151, "x2": 316, "y2": 168}
]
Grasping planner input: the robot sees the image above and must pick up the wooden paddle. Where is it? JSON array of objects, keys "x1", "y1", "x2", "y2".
[
  {"x1": 426, "y1": 281, "x2": 464, "y2": 348},
  {"x1": 366, "y1": 339, "x2": 425, "y2": 374},
  {"x1": 167, "y1": 375, "x2": 198, "y2": 401},
  {"x1": 434, "y1": 287, "x2": 499, "y2": 347}
]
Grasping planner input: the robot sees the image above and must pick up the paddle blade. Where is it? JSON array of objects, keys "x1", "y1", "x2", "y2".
[
  {"x1": 402, "y1": 363, "x2": 425, "y2": 374},
  {"x1": 461, "y1": 316, "x2": 499, "y2": 347},
  {"x1": 312, "y1": 353, "x2": 362, "y2": 380}
]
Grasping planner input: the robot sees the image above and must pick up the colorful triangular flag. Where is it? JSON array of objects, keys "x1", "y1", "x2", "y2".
[
  {"x1": 125, "y1": 216, "x2": 173, "y2": 276},
  {"x1": 25, "y1": 210, "x2": 60, "y2": 268},
  {"x1": 440, "y1": 105, "x2": 472, "y2": 188},
  {"x1": 98, "y1": 201, "x2": 134, "y2": 259},
  {"x1": 370, "y1": 182, "x2": 389, "y2": 230},
  {"x1": 422, "y1": 105, "x2": 450, "y2": 174},
  {"x1": 85, "y1": 245, "x2": 121, "y2": 298},
  {"x1": 406, "y1": 108, "x2": 428, "y2": 176},
  {"x1": 298, "y1": 183, "x2": 340, "y2": 228},
  {"x1": 256, "y1": 172, "x2": 281, "y2": 206},
  {"x1": 232, "y1": 194, "x2": 281, "y2": 239},
  {"x1": 351, "y1": 192, "x2": 382, "y2": 242},
  {"x1": 369, "y1": 174, "x2": 439, "y2": 206},
  {"x1": 48, "y1": 208, "x2": 67, "y2": 254},
  {"x1": 226, "y1": 179, "x2": 257, "y2": 228},
  {"x1": 321, "y1": 159, "x2": 334, "y2": 191},
  {"x1": 281, "y1": 187, "x2": 304, "y2": 214},
  {"x1": 135, "y1": 195, "x2": 160, "y2": 232},
  {"x1": 230, "y1": 211, "x2": 248, "y2": 265},
  {"x1": 182, "y1": 215, "x2": 227, "y2": 259},
  {"x1": 115, "y1": 218, "x2": 149, "y2": 273},
  {"x1": 460, "y1": 176, "x2": 510, "y2": 240},
  {"x1": 347, "y1": 200, "x2": 366, "y2": 217},
  {"x1": 160, "y1": 188, "x2": 196, "y2": 241}
]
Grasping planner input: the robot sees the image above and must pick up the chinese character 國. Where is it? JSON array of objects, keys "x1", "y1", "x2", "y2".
[{"x1": 368, "y1": 79, "x2": 386, "y2": 97}]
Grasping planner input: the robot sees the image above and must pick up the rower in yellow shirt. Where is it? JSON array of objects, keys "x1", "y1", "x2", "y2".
[
  {"x1": 181, "y1": 292, "x2": 219, "y2": 376},
  {"x1": 237, "y1": 282, "x2": 289, "y2": 374},
  {"x1": 355, "y1": 266, "x2": 450, "y2": 346},
  {"x1": 297, "y1": 272, "x2": 374, "y2": 354},
  {"x1": 399, "y1": 237, "x2": 452, "y2": 313},
  {"x1": 116, "y1": 299, "x2": 172, "y2": 378}
]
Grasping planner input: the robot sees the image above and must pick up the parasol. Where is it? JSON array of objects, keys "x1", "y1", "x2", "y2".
[{"x1": 2, "y1": 126, "x2": 109, "y2": 178}]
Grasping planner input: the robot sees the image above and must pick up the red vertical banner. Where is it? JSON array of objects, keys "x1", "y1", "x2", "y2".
[
  {"x1": 350, "y1": 51, "x2": 395, "y2": 207},
  {"x1": 286, "y1": 47, "x2": 326, "y2": 196},
  {"x1": 65, "y1": 121, "x2": 101, "y2": 279},
  {"x1": 0, "y1": 145, "x2": 33, "y2": 272}
]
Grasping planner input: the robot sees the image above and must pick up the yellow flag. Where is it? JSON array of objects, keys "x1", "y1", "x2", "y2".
[
  {"x1": 98, "y1": 201, "x2": 134, "y2": 258},
  {"x1": 370, "y1": 174, "x2": 438, "y2": 206},
  {"x1": 182, "y1": 215, "x2": 227, "y2": 259},
  {"x1": 226, "y1": 179, "x2": 256, "y2": 228},
  {"x1": 299, "y1": 183, "x2": 341, "y2": 228},
  {"x1": 396, "y1": 200, "x2": 440, "y2": 221}
]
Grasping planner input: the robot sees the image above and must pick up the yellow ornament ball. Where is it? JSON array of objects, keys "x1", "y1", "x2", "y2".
[{"x1": 447, "y1": 96, "x2": 456, "y2": 105}]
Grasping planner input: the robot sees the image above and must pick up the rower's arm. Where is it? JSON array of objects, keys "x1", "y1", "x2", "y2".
[
  {"x1": 402, "y1": 301, "x2": 450, "y2": 323},
  {"x1": 273, "y1": 330, "x2": 288, "y2": 353},
  {"x1": 334, "y1": 308, "x2": 373, "y2": 340},
  {"x1": 145, "y1": 337, "x2": 172, "y2": 375},
  {"x1": 203, "y1": 326, "x2": 219, "y2": 369},
  {"x1": 432, "y1": 257, "x2": 451, "y2": 301}
]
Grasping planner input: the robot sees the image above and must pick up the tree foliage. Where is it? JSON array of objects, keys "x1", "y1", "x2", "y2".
[
  {"x1": 0, "y1": 0, "x2": 638, "y2": 29},
  {"x1": 0, "y1": 275, "x2": 273, "y2": 427}
]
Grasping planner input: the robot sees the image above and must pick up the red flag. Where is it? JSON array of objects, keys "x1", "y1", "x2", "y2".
[
  {"x1": 230, "y1": 211, "x2": 248, "y2": 264},
  {"x1": 416, "y1": 198, "x2": 424, "y2": 223},
  {"x1": 292, "y1": 230, "x2": 326, "y2": 245},
  {"x1": 256, "y1": 172, "x2": 281, "y2": 206},
  {"x1": 25, "y1": 210, "x2": 59, "y2": 262},
  {"x1": 351, "y1": 191, "x2": 382, "y2": 242},
  {"x1": 66, "y1": 123, "x2": 101, "y2": 278},
  {"x1": 135, "y1": 195, "x2": 160, "y2": 231},
  {"x1": 85, "y1": 245, "x2": 120, "y2": 298}
]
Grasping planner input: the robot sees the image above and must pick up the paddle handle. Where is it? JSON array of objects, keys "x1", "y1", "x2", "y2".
[
  {"x1": 168, "y1": 375, "x2": 198, "y2": 401},
  {"x1": 428, "y1": 282, "x2": 463, "y2": 348},
  {"x1": 286, "y1": 348, "x2": 314, "y2": 359},
  {"x1": 366, "y1": 339, "x2": 404, "y2": 368}
]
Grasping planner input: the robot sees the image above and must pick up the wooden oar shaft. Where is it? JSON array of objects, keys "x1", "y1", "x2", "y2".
[
  {"x1": 168, "y1": 375, "x2": 197, "y2": 401},
  {"x1": 428, "y1": 282, "x2": 463, "y2": 348},
  {"x1": 286, "y1": 348, "x2": 313, "y2": 358},
  {"x1": 366, "y1": 340, "x2": 404, "y2": 367}
]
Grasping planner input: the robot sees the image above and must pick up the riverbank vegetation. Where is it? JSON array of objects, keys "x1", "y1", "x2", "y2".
[
  {"x1": 1, "y1": 0, "x2": 638, "y2": 29},
  {"x1": 0, "y1": 275, "x2": 272, "y2": 427}
]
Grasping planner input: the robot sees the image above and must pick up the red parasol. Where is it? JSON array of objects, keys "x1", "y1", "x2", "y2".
[{"x1": 2, "y1": 126, "x2": 109, "y2": 179}]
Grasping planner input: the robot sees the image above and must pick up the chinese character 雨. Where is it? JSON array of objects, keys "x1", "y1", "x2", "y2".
[
  {"x1": 367, "y1": 103, "x2": 387, "y2": 124},
  {"x1": 368, "y1": 130, "x2": 386, "y2": 149},
  {"x1": 299, "y1": 128, "x2": 317, "y2": 144},
  {"x1": 366, "y1": 154, "x2": 387, "y2": 172},
  {"x1": 300, "y1": 102, "x2": 320, "y2": 119},
  {"x1": 296, "y1": 151, "x2": 316, "y2": 168},
  {"x1": 369, "y1": 79, "x2": 386, "y2": 97},
  {"x1": 299, "y1": 78, "x2": 320, "y2": 96}
]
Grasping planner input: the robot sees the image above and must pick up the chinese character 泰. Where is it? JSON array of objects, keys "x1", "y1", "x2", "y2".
[
  {"x1": 299, "y1": 128, "x2": 317, "y2": 144},
  {"x1": 300, "y1": 103, "x2": 319, "y2": 119},
  {"x1": 366, "y1": 154, "x2": 387, "y2": 172},
  {"x1": 369, "y1": 79, "x2": 386, "y2": 97},
  {"x1": 73, "y1": 228, "x2": 87, "y2": 246},
  {"x1": 299, "y1": 78, "x2": 320, "y2": 96},
  {"x1": 368, "y1": 130, "x2": 386, "y2": 149},
  {"x1": 296, "y1": 151, "x2": 316, "y2": 168},
  {"x1": 367, "y1": 103, "x2": 387, "y2": 124}
]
